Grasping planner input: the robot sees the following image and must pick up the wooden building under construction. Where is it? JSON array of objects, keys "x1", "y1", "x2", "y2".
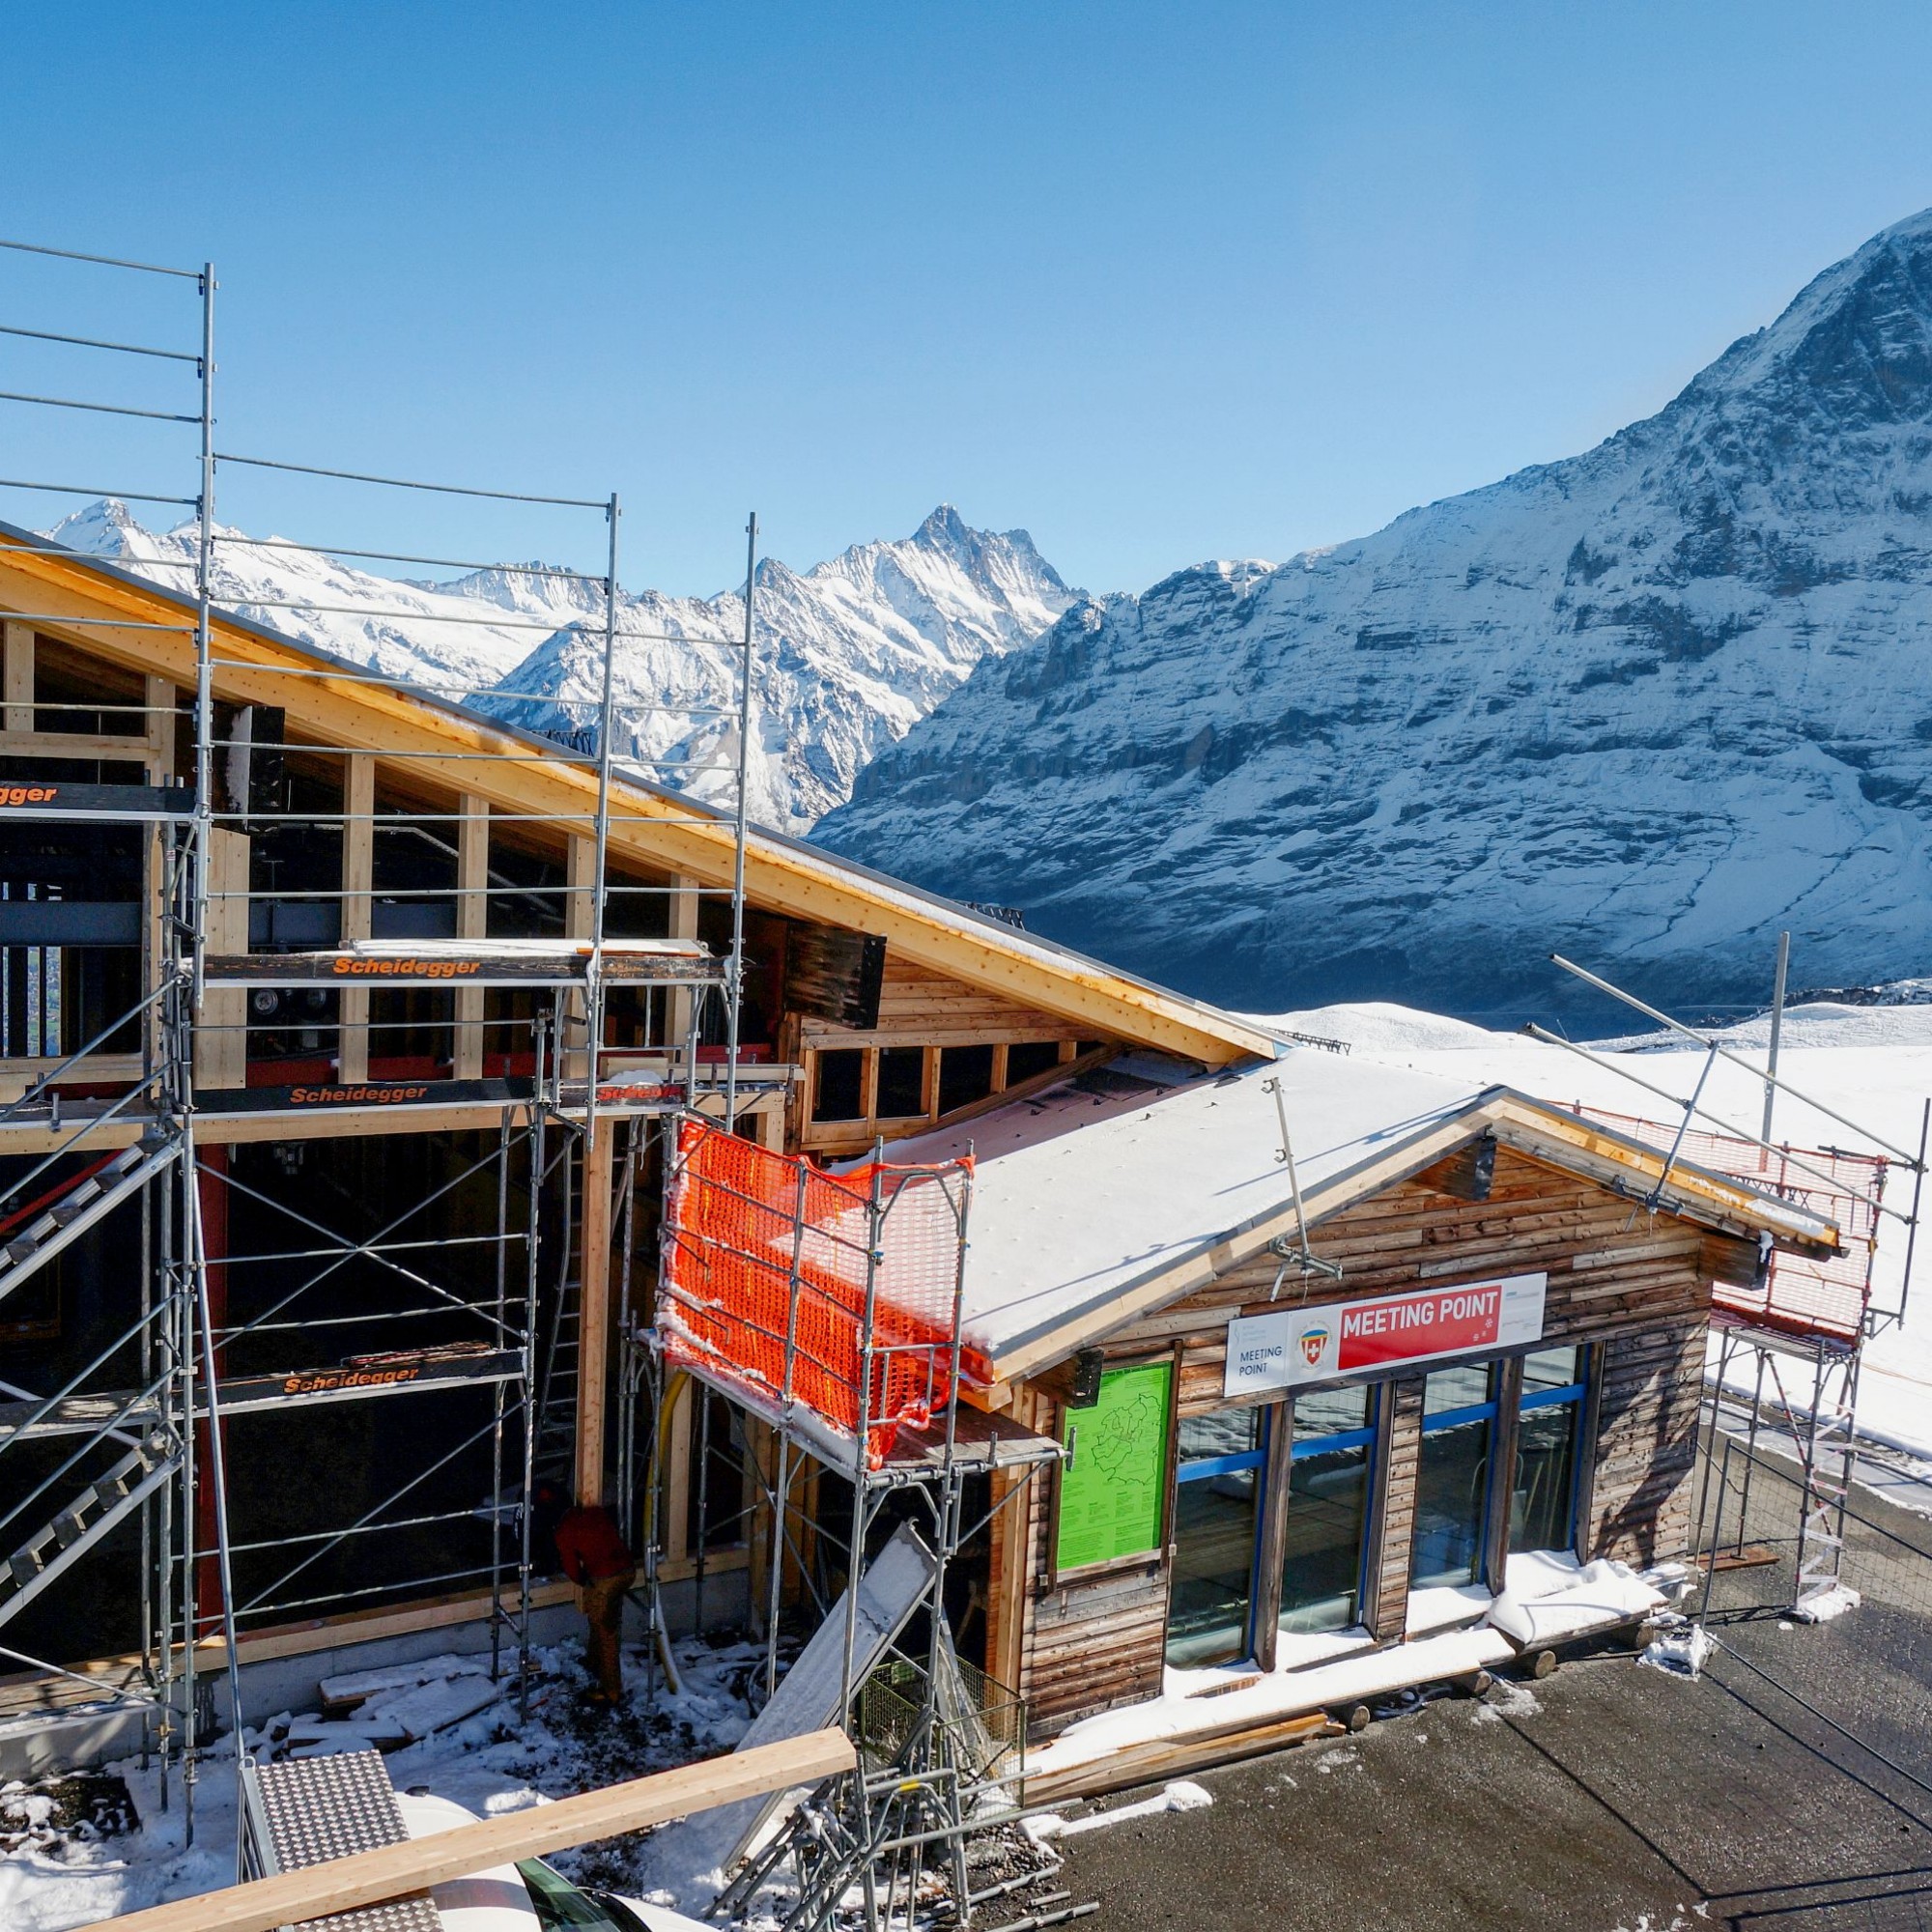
[{"x1": 0, "y1": 520, "x2": 1845, "y2": 1804}]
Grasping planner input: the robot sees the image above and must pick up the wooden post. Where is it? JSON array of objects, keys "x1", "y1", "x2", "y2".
[
  {"x1": 104, "y1": 1730, "x2": 860, "y2": 1932},
  {"x1": 667, "y1": 872, "x2": 699, "y2": 1046},
  {"x1": 193, "y1": 831, "x2": 250, "y2": 1090},
  {"x1": 144, "y1": 675, "x2": 177, "y2": 1068},
  {"x1": 575, "y1": 1123, "x2": 615, "y2": 1507},
  {"x1": 3, "y1": 622, "x2": 33, "y2": 734},
  {"x1": 565, "y1": 834, "x2": 596, "y2": 1080},
  {"x1": 453, "y1": 793, "x2": 488, "y2": 1078},
  {"x1": 338, "y1": 753, "x2": 374, "y2": 1082}
]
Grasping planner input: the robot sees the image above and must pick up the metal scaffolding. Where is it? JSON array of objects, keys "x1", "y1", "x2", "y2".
[
  {"x1": 0, "y1": 232, "x2": 765, "y2": 1845},
  {"x1": 644, "y1": 1116, "x2": 1059, "y2": 1930},
  {"x1": 1529, "y1": 953, "x2": 1928, "y2": 1616}
]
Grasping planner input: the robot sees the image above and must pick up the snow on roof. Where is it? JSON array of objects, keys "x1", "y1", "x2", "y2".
[{"x1": 871, "y1": 1050, "x2": 1497, "y2": 1366}]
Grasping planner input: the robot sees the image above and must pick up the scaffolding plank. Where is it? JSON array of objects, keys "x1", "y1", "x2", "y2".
[
  {"x1": 0, "y1": 780, "x2": 193, "y2": 820},
  {"x1": 639, "y1": 1520, "x2": 937, "y2": 1899},
  {"x1": 0, "y1": 1350, "x2": 524, "y2": 1443},
  {"x1": 207, "y1": 938, "x2": 724, "y2": 988},
  {"x1": 196, "y1": 1075, "x2": 534, "y2": 1117},
  {"x1": 109, "y1": 1730, "x2": 859, "y2": 1932}
]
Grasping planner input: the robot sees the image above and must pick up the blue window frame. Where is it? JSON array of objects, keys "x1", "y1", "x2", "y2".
[
  {"x1": 1167, "y1": 1408, "x2": 1268, "y2": 1666},
  {"x1": 1280, "y1": 1383, "x2": 1378, "y2": 1635},
  {"x1": 1510, "y1": 1346, "x2": 1589, "y2": 1555},
  {"x1": 1410, "y1": 1363, "x2": 1501, "y2": 1590}
]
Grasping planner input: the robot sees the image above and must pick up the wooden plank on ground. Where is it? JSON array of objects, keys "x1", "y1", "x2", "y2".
[{"x1": 99, "y1": 1729, "x2": 858, "y2": 1932}]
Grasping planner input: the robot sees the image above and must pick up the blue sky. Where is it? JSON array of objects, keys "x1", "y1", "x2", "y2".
[{"x1": 4, "y1": 2, "x2": 1931, "y2": 596}]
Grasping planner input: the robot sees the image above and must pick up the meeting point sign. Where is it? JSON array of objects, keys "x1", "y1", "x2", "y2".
[{"x1": 1223, "y1": 1272, "x2": 1548, "y2": 1397}]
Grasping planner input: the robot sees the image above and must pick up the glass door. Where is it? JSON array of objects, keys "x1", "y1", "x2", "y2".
[
  {"x1": 1409, "y1": 1362, "x2": 1499, "y2": 1590},
  {"x1": 1510, "y1": 1346, "x2": 1588, "y2": 1554},
  {"x1": 1279, "y1": 1384, "x2": 1376, "y2": 1635},
  {"x1": 1166, "y1": 1407, "x2": 1264, "y2": 1666}
]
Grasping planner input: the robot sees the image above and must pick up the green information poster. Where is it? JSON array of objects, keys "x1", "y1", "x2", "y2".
[{"x1": 1054, "y1": 1360, "x2": 1173, "y2": 1572}]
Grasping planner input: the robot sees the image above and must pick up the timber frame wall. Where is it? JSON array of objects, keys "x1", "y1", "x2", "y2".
[
  {"x1": 992, "y1": 1143, "x2": 1736, "y2": 1737},
  {"x1": 0, "y1": 610, "x2": 1197, "y2": 1666}
]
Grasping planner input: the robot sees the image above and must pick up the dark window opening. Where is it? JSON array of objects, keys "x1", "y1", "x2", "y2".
[
  {"x1": 937, "y1": 1044, "x2": 995, "y2": 1115},
  {"x1": 875, "y1": 1046, "x2": 925, "y2": 1119},
  {"x1": 686, "y1": 1388, "x2": 745, "y2": 1550},
  {"x1": 1510, "y1": 1346, "x2": 1587, "y2": 1556},
  {"x1": 486, "y1": 832, "x2": 568, "y2": 940},
  {"x1": 1005, "y1": 1040, "x2": 1063, "y2": 1086},
  {"x1": 812, "y1": 1049, "x2": 866, "y2": 1122},
  {"x1": 34, "y1": 638, "x2": 145, "y2": 737}
]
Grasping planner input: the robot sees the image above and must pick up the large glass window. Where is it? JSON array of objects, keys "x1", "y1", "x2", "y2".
[
  {"x1": 1166, "y1": 1407, "x2": 1264, "y2": 1666},
  {"x1": 1409, "y1": 1363, "x2": 1499, "y2": 1590},
  {"x1": 1510, "y1": 1346, "x2": 1588, "y2": 1555},
  {"x1": 1280, "y1": 1384, "x2": 1376, "y2": 1635}
]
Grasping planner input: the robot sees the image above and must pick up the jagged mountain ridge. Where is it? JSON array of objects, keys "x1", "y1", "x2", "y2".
[
  {"x1": 814, "y1": 208, "x2": 1932, "y2": 1019},
  {"x1": 45, "y1": 499, "x2": 1076, "y2": 833}
]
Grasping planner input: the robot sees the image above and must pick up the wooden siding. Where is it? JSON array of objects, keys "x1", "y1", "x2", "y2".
[
  {"x1": 1369, "y1": 1380, "x2": 1424, "y2": 1636},
  {"x1": 800, "y1": 957, "x2": 1100, "y2": 1052},
  {"x1": 1588, "y1": 1318, "x2": 1706, "y2": 1568},
  {"x1": 1111, "y1": 1148, "x2": 1718, "y2": 1381},
  {"x1": 1006, "y1": 1146, "x2": 1723, "y2": 1737}
]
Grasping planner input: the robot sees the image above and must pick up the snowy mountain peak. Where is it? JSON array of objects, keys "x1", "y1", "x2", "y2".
[
  {"x1": 35, "y1": 498, "x2": 1080, "y2": 835},
  {"x1": 816, "y1": 212, "x2": 1932, "y2": 1020}
]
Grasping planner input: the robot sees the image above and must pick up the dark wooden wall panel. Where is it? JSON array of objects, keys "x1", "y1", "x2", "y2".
[{"x1": 1588, "y1": 1318, "x2": 1706, "y2": 1567}]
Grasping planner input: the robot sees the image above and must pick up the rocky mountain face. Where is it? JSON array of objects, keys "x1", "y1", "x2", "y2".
[
  {"x1": 47, "y1": 500, "x2": 1075, "y2": 835},
  {"x1": 814, "y1": 210, "x2": 1932, "y2": 1021}
]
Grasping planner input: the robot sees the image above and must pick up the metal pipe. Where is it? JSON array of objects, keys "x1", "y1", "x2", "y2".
[
  {"x1": 724, "y1": 515, "x2": 755, "y2": 1124},
  {"x1": 1520, "y1": 1023, "x2": 1911, "y2": 1224},
  {"x1": 212, "y1": 448, "x2": 609, "y2": 507},
  {"x1": 582, "y1": 494, "x2": 621, "y2": 1148},
  {"x1": 1551, "y1": 953, "x2": 1923, "y2": 1167},
  {"x1": 0, "y1": 320, "x2": 201, "y2": 362},
  {"x1": 0, "y1": 478, "x2": 199, "y2": 505},
  {"x1": 208, "y1": 533, "x2": 612, "y2": 582},
  {"x1": 0, "y1": 386, "x2": 199, "y2": 423},
  {"x1": 1896, "y1": 1099, "x2": 1931, "y2": 1328},
  {"x1": 1761, "y1": 930, "x2": 1789, "y2": 1149},
  {"x1": 191, "y1": 265, "x2": 215, "y2": 1010},
  {"x1": 492, "y1": 1114, "x2": 511, "y2": 1680},
  {"x1": 0, "y1": 234, "x2": 201, "y2": 276}
]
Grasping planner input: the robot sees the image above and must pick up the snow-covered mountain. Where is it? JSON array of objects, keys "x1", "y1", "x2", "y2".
[
  {"x1": 46, "y1": 499, "x2": 1075, "y2": 833},
  {"x1": 815, "y1": 209, "x2": 1932, "y2": 1021}
]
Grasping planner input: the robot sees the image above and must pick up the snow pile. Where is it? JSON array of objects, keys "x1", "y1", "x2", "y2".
[
  {"x1": 1638, "y1": 1615, "x2": 1715, "y2": 1679},
  {"x1": 1486, "y1": 1558, "x2": 1665, "y2": 1648},
  {"x1": 1792, "y1": 1581, "x2": 1862, "y2": 1625}
]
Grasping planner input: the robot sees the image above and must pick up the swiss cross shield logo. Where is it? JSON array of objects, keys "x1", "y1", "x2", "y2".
[{"x1": 1298, "y1": 1322, "x2": 1330, "y2": 1369}]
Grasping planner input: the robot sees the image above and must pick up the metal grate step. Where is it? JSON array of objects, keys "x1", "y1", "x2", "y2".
[
  {"x1": 0, "y1": 1433, "x2": 180, "y2": 1630},
  {"x1": 0, "y1": 1134, "x2": 179, "y2": 1309}
]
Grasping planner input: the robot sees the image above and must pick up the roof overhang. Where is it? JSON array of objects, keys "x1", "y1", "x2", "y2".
[
  {"x1": 0, "y1": 527, "x2": 1281, "y2": 1067},
  {"x1": 980, "y1": 1084, "x2": 1842, "y2": 1390}
]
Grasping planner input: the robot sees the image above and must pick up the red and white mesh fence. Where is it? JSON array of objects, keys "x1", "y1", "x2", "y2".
[
  {"x1": 1573, "y1": 1106, "x2": 1886, "y2": 1345},
  {"x1": 658, "y1": 1118, "x2": 975, "y2": 1467}
]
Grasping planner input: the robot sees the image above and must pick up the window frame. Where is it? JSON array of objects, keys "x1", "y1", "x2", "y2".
[{"x1": 1167, "y1": 1405, "x2": 1272, "y2": 1668}]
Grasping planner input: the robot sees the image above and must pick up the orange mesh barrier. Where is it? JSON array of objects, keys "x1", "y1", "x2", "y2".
[
  {"x1": 1574, "y1": 1107, "x2": 1886, "y2": 1345},
  {"x1": 658, "y1": 1119, "x2": 975, "y2": 1467}
]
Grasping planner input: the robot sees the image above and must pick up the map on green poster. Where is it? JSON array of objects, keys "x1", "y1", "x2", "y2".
[{"x1": 1054, "y1": 1360, "x2": 1173, "y2": 1572}]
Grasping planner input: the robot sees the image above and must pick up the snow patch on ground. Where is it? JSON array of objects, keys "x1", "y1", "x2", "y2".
[
  {"x1": 1639, "y1": 1616, "x2": 1715, "y2": 1679},
  {"x1": 1032, "y1": 1780, "x2": 1213, "y2": 1841},
  {"x1": 1792, "y1": 1581, "x2": 1862, "y2": 1624},
  {"x1": 0, "y1": 1634, "x2": 767, "y2": 1932}
]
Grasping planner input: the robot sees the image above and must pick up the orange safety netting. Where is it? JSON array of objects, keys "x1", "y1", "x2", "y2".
[
  {"x1": 658, "y1": 1119, "x2": 976, "y2": 1468},
  {"x1": 1575, "y1": 1107, "x2": 1887, "y2": 1345}
]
